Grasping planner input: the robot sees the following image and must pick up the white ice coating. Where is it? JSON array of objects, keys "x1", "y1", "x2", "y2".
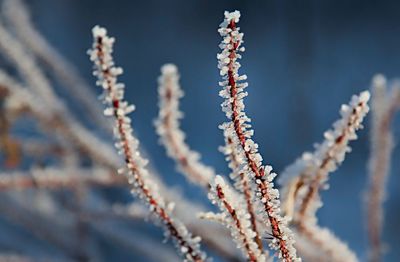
[
  {"x1": 155, "y1": 64, "x2": 215, "y2": 187},
  {"x1": 293, "y1": 225, "x2": 358, "y2": 262},
  {"x1": 365, "y1": 74, "x2": 400, "y2": 262},
  {"x1": 217, "y1": 11, "x2": 299, "y2": 261},
  {"x1": 276, "y1": 91, "x2": 369, "y2": 261},
  {"x1": 279, "y1": 91, "x2": 370, "y2": 223},
  {"x1": 208, "y1": 175, "x2": 268, "y2": 262},
  {"x1": 89, "y1": 26, "x2": 206, "y2": 262}
]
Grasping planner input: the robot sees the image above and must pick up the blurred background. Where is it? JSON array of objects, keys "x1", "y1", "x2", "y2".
[{"x1": 2, "y1": 0, "x2": 400, "y2": 261}]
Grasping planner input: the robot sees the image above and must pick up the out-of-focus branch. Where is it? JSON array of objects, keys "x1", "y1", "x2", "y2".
[
  {"x1": 155, "y1": 64, "x2": 215, "y2": 188},
  {"x1": 2, "y1": 0, "x2": 110, "y2": 133},
  {"x1": 278, "y1": 92, "x2": 369, "y2": 262},
  {"x1": 0, "y1": 70, "x2": 120, "y2": 169},
  {"x1": 279, "y1": 91, "x2": 370, "y2": 225},
  {"x1": 365, "y1": 75, "x2": 400, "y2": 262},
  {"x1": 0, "y1": 195, "x2": 78, "y2": 259},
  {"x1": 0, "y1": 168, "x2": 125, "y2": 191}
]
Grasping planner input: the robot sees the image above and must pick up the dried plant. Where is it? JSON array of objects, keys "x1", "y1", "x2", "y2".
[{"x1": 0, "y1": 1, "x2": 398, "y2": 262}]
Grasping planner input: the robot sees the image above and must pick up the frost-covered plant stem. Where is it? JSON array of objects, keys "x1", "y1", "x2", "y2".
[
  {"x1": 293, "y1": 225, "x2": 358, "y2": 262},
  {"x1": 208, "y1": 175, "x2": 267, "y2": 262},
  {"x1": 223, "y1": 135, "x2": 263, "y2": 251},
  {"x1": 366, "y1": 75, "x2": 400, "y2": 262},
  {"x1": 0, "y1": 70, "x2": 119, "y2": 169},
  {"x1": 89, "y1": 26, "x2": 206, "y2": 262},
  {"x1": 2, "y1": 0, "x2": 109, "y2": 132},
  {"x1": 277, "y1": 92, "x2": 369, "y2": 262},
  {"x1": 156, "y1": 64, "x2": 214, "y2": 188},
  {"x1": 218, "y1": 11, "x2": 298, "y2": 261},
  {"x1": 0, "y1": 168, "x2": 124, "y2": 190},
  {"x1": 296, "y1": 91, "x2": 370, "y2": 223}
]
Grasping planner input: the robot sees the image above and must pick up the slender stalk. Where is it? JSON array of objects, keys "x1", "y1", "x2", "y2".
[
  {"x1": 89, "y1": 26, "x2": 206, "y2": 261},
  {"x1": 218, "y1": 11, "x2": 298, "y2": 261}
]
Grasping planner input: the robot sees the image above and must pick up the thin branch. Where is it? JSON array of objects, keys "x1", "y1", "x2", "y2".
[
  {"x1": 297, "y1": 91, "x2": 369, "y2": 224},
  {"x1": 365, "y1": 74, "x2": 400, "y2": 262},
  {"x1": 208, "y1": 175, "x2": 268, "y2": 262},
  {"x1": 155, "y1": 64, "x2": 214, "y2": 188},
  {"x1": 0, "y1": 168, "x2": 125, "y2": 191},
  {"x1": 217, "y1": 10, "x2": 298, "y2": 261},
  {"x1": 1, "y1": 0, "x2": 110, "y2": 132},
  {"x1": 222, "y1": 136, "x2": 264, "y2": 251},
  {"x1": 294, "y1": 224, "x2": 358, "y2": 262},
  {"x1": 89, "y1": 26, "x2": 207, "y2": 261},
  {"x1": 278, "y1": 91, "x2": 369, "y2": 261},
  {"x1": 0, "y1": 70, "x2": 120, "y2": 169}
]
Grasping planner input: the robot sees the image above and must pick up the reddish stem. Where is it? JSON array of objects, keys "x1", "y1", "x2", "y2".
[
  {"x1": 95, "y1": 37, "x2": 204, "y2": 262},
  {"x1": 216, "y1": 185, "x2": 258, "y2": 262},
  {"x1": 226, "y1": 20, "x2": 292, "y2": 261}
]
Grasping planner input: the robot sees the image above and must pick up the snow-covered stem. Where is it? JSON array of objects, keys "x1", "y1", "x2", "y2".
[
  {"x1": 0, "y1": 23, "x2": 120, "y2": 169},
  {"x1": 293, "y1": 225, "x2": 358, "y2": 262},
  {"x1": 1, "y1": 0, "x2": 110, "y2": 132},
  {"x1": 89, "y1": 26, "x2": 206, "y2": 261},
  {"x1": 0, "y1": 168, "x2": 125, "y2": 191},
  {"x1": 275, "y1": 91, "x2": 369, "y2": 262},
  {"x1": 155, "y1": 66, "x2": 242, "y2": 259},
  {"x1": 155, "y1": 64, "x2": 214, "y2": 187},
  {"x1": 208, "y1": 175, "x2": 268, "y2": 262},
  {"x1": 365, "y1": 74, "x2": 400, "y2": 262},
  {"x1": 279, "y1": 91, "x2": 370, "y2": 225},
  {"x1": 217, "y1": 11, "x2": 298, "y2": 261},
  {"x1": 222, "y1": 135, "x2": 264, "y2": 251},
  {"x1": 0, "y1": 20, "x2": 59, "y2": 109},
  {"x1": 299, "y1": 91, "x2": 369, "y2": 223},
  {"x1": 0, "y1": 69, "x2": 120, "y2": 169}
]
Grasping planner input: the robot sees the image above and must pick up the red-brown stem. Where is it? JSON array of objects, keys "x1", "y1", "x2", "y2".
[
  {"x1": 216, "y1": 185, "x2": 257, "y2": 262},
  {"x1": 95, "y1": 37, "x2": 204, "y2": 262},
  {"x1": 227, "y1": 137, "x2": 263, "y2": 251},
  {"x1": 226, "y1": 20, "x2": 292, "y2": 261},
  {"x1": 297, "y1": 103, "x2": 366, "y2": 223}
]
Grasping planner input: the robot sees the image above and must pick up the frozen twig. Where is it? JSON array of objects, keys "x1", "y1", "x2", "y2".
[
  {"x1": 0, "y1": 69, "x2": 120, "y2": 169},
  {"x1": 365, "y1": 74, "x2": 400, "y2": 262},
  {"x1": 1, "y1": 0, "x2": 110, "y2": 132},
  {"x1": 217, "y1": 10, "x2": 298, "y2": 261},
  {"x1": 0, "y1": 168, "x2": 125, "y2": 191},
  {"x1": 279, "y1": 91, "x2": 370, "y2": 224},
  {"x1": 278, "y1": 91, "x2": 369, "y2": 262},
  {"x1": 208, "y1": 175, "x2": 269, "y2": 262},
  {"x1": 89, "y1": 26, "x2": 207, "y2": 261},
  {"x1": 0, "y1": 20, "x2": 59, "y2": 109},
  {"x1": 222, "y1": 135, "x2": 264, "y2": 251},
  {"x1": 155, "y1": 64, "x2": 214, "y2": 188},
  {"x1": 293, "y1": 224, "x2": 358, "y2": 262}
]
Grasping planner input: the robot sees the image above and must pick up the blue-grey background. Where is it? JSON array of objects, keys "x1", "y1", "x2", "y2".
[{"x1": 22, "y1": 0, "x2": 400, "y2": 261}]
